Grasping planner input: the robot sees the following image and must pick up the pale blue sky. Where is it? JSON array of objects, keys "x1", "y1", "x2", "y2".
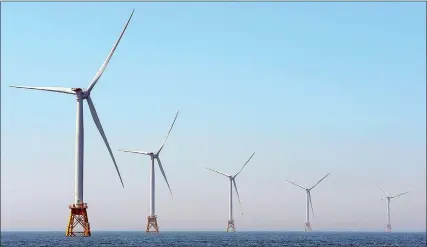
[{"x1": 1, "y1": 2, "x2": 426, "y2": 231}]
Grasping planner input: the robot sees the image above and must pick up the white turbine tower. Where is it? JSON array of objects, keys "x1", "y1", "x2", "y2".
[
  {"x1": 9, "y1": 10, "x2": 135, "y2": 237},
  {"x1": 377, "y1": 185, "x2": 409, "y2": 232},
  {"x1": 119, "y1": 111, "x2": 179, "y2": 233},
  {"x1": 286, "y1": 172, "x2": 331, "y2": 232},
  {"x1": 205, "y1": 152, "x2": 255, "y2": 232}
]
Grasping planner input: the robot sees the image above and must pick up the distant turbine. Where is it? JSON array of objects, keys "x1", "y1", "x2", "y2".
[
  {"x1": 119, "y1": 111, "x2": 179, "y2": 233},
  {"x1": 205, "y1": 152, "x2": 255, "y2": 232},
  {"x1": 377, "y1": 185, "x2": 409, "y2": 232},
  {"x1": 286, "y1": 172, "x2": 331, "y2": 232},
  {"x1": 9, "y1": 9, "x2": 135, "y2": 237}
]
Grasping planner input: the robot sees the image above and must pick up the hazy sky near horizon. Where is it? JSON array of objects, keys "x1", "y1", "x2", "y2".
[{"x1": 1, "y1": 2, "x2": 426, "y2": 231}]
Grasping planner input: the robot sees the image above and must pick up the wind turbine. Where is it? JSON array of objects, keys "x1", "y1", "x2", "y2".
[
  {"x1": 119, "y1": 111, "x2": 179, "y2": 233},
  {"x1": 9, "y1": 10, "x2": 135, "y2": 237},
  {"x1": 205, "y1": 152, "x2": 255, "y2": 232},
  {"x1": 377, "y1": 185, "x2": 409, "y2": 232},
  {"x1": 286, "y1": 172, "x2": 331, "y2": 232}
]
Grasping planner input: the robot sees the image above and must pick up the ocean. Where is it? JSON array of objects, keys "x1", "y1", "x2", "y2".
[{"x1": 1, "y1": 231, "x2": 426, "y2": 247}]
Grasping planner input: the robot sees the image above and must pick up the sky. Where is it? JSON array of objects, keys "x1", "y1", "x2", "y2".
[{"x1": 1, "y1": 2, "x2": 426, "y2": 232}]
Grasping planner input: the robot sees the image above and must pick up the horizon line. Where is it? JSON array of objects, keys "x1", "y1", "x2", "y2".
[{"x1": 2, "y1": 229, "x2": 426, "y2": 233}]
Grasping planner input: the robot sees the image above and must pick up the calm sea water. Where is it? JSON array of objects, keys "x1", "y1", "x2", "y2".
[{"x1": 1, "y1": 231, "x2": 426, "y2": 247}]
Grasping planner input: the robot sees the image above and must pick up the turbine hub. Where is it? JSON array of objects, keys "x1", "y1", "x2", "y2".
[{"x1": 73, "y1": 88, "x2": 89, "y2": 99}]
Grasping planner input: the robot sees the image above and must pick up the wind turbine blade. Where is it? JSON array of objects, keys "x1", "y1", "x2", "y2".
[
  {"x1": 391, "y1": 191, "x2": 409, "y2": 199},
  {"x1": 376, "y1": 184, "x2": 389, "y2": 197},
  {"x1": 232, "y1": 179, "x2": 244, "y2": 215},
  {"x1": 205, "y1": 168, "x2": 229, "y2": 177},
  {"x1": 118, "y1": 149, "x2": 151, "y2": 155},
  {"x1": 156, "y1": 157, "x2": 173, "y2": 197},
  {"x1": 310, "y1": 172, "x2": 331, "y2": 190},
  {"x1": 234, "y1": 152, "x2": 255, "y2": 177},
  {"x1": 86, "y1": 9, "x2": 134, "y2": 93},
  {"x1": 308, "y1": 191, "x2": 314, "y2": 219},
  {"x1": 86, "y1": 96, "x2": 124, "y2": 188},
  {"x1": 157, "y1": 110, "x2": 179, "y2": 155},
  {"x1": 9, "y1": 86, "x2": 75, "y2": 95},
  {"x1": 285, "y1": 180, "x2": 306, "y2": 190}
]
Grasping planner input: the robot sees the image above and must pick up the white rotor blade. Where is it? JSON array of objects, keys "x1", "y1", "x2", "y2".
[
  {"x1": 9, "y1": 86, "x2": 75, "y2": 95},
  {"x1": 118, "y1": 149, "x2": 151, "y2": 155},
  {"x1": 391, "y1": 191, "x2": 409, "y2": 199},
  {"x1": 234, "y1": 152, "x2": 255, "y2": 177},
  {"x1": 86, "y1": 96, "x2": 124, "y2": 187},
  {"x1": 376, "y1": 184, "x2": 389, "y2": 197},
  {"x1": 205, "y1": 168, "x2": 229, "y2": 177},
  {"x1": 156, "y1": 157, "x2": 173, "y2": 197},
  {"x1": 308, "y1": 190, "x2": 314, "y2": 219},
  {"x1": 232, "y1": 179, "x2": 244, "y2": 215},
  {"x1": 157, "y1": 110, "x2": 179, "y2": 155},
  {"x1": 86, "y1": 9, "x2": 134, "y2": 93},
  {"x1": 285, "y1": 180, "x2": 307, "y2": 190},
  {"x1": 310, "y1": 172, "x2": 331, "y2": 190}
]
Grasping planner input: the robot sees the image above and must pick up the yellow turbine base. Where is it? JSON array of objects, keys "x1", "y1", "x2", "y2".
[
  {"x1": 146, "y1": 216, "x2": 159, "y2": 233},
  {"x1": 66, "y1": 203, "x2": 91, "y2": 237},
  {"x1": 226, "y1": 220, "x2": 236, "y2": 232}
]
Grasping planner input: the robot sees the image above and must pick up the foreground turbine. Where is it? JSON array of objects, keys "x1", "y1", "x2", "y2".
[
  {"x1": 119, "y1": 111, "x2": 179, "y2": 233},
  {"x1": 205, "y1": 152, "x2": 255, "y2": 232},
  {"x1": 9, "y1": 9, "x2": 134, "y2": 237},
  {"x1": 377, "y1": 185, "x2": 409, "y2": 232},
  {"x1": 286, "y1": 172, "x2": 331, "y2": 232}
]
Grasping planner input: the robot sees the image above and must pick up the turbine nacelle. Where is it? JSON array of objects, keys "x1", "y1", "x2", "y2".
[
  {"x1": 72, "y1": 88, "x2": 92, "y2": 99},
  {"x1": 72, "y1": 88, "x2": 84, "y2": 92},
  {"x1": 140, "y1": 152, "x2": 157, "y2": 159}
]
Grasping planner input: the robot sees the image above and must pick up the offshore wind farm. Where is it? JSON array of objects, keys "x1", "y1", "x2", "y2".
[{"x1": 1, "y1": 2, "x2": 426, "y2": 247}]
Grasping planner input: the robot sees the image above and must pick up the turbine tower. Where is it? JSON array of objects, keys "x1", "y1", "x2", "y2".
[
  {"x1": 286, "y1": 172, "x2": 331, "y2": 232},
  {"x1": 205, "y1": 152, "x2": 255, "y2": 232},
  {"x1": 119, "y1": 111, "x2": 179, "y2": 233},
  {"x1": 9, "y1": 10, "x2": 135, "y2": 237},
  {"x1": 377, "y1": 185, "x2": 409, "y2": 232}
]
